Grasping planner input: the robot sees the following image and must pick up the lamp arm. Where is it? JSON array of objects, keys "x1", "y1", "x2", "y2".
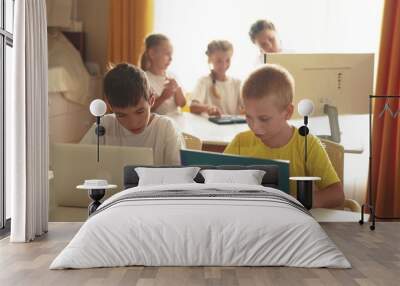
[
  {"x1": 305, "y1": 133, "x2": 308, "y2": 176},
  {"x1": 97, "y1": 124, "x2": 100, "y2": 162},
  {"x1": 94, "y1": 116, "x2": 106, "y2": 162},
  {"x1": 298, "y1": 115, "x2": 309, "y2": 176}
]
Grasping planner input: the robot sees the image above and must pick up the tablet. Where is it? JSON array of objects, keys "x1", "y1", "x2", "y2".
[{"x1": 208, "y1": 115, "x2": 247, "y2": 125}]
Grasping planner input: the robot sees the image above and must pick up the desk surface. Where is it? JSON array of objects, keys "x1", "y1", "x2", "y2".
[
  {"x1": 170, "y1": 112, "x2": 367, "y2": 153},
  {"x1": 170, "y1": 113, "x2": 249, "y2": 146}
]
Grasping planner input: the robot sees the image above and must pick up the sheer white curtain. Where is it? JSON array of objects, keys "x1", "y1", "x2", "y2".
[
  {"x1": 7, "y1": 0, "x2": 49, "y2": 242},
  {"x1": 154, "y1": 0, "x2": 383, "y2": 91}
]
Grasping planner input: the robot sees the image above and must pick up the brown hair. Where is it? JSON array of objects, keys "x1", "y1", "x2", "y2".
[
  {"x1": 103, "y1": 63, "x2": 150, "y2": 108},
  {"x1": 242, "y1": 64, "x2": 294, "y2": 111},
  {"x1": 249, "y1": 19, "x2": 276, "y2": 43},
  {"x1": 139, "y1": 33, "x2": 169, "y2": 71},
  {"x1": 205, "y1": 40, "x2": 234, "y2": 99}
]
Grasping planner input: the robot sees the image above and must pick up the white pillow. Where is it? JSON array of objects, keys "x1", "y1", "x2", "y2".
[
  {"x1": 135, "y1": 167, "x2": 200, "y2": 186},
  {"x1": 200, "y1": 169, "x2": 266, "y2": 185}
]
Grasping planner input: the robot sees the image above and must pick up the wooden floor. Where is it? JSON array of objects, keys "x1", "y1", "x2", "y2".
[{"x1": 0, "y1": 222, "x2": 399, "y2": 286}]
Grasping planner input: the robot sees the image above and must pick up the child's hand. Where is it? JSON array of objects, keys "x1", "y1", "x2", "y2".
[
  {"x1": 165, "y1": 78, "x2": 179, "y2": 92},
  {"x1": 161, "y1": 78, "x2": 179, "y2": 100},
  {"x1": 161, "y1": 84, "x2": 175, "y2": 100},
  {"x1": 207, "y1": 105, "x2": 223, "y2": 117},
  {"x1": 160, "y1": 88, "x2": 174, "y2": 100}
]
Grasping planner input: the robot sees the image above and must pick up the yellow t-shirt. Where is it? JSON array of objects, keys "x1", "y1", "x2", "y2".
[{"x1": 224, "y1": 127, "x2": 340, "y2": 196}]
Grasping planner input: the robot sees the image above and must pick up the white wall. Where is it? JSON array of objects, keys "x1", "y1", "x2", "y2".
[
  {"x1": 154, "y1": 0, "x2": 384, "y2": 91},
  {"x1": 77, "y1": 0, "x2": 108, "y2": 73}
]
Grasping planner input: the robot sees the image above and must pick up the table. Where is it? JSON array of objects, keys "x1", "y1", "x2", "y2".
[
  {"x1": 311, "y1": 208, "x2": 369, "y2": 222},
  {"x1": 290, "y1": 176, "x2": 321, "y2": 210},
  {"x1": 170, "y1": 112, "x2": 367, "y2": 153},
  {"x1": 170, "y1": 113, "x2": 248, "y2": 151},
  {"x1": 76, "y1": 183, "x2": 117, "y2": 215}
]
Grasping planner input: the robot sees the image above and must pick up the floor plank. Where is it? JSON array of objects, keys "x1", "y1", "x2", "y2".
[{"x1": 0, "y1": 222, "x2": 399, "y2": 286}]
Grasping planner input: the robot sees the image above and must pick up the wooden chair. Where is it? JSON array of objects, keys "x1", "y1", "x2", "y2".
[
  {"x1": 319, "y1": 138, "x2": 361, "y2": 212},
  {"x1": 182, "y1": 132, "x2": 202, "y2": 151},
  {"x1": 181, "y1": 92, "x2": 192, "y2": 112}
]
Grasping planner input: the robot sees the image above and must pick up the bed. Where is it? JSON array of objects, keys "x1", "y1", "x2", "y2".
[{"x1": 50, "y1": 165, "x2": 350, "y2": 269}]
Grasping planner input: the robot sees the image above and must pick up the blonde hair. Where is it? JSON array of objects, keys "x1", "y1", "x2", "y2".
[
  {"x1": 139, "y1": 34, "x2": 169, "y2": 71},
  {"x1": 242, "y1": 64, "x2": 294, "y2": 111},
  {"x1": 206, "y1": 40, "x2": 233, "y2": 99}
]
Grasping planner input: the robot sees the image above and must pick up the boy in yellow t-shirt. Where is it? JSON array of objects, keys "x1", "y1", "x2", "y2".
[{"x1": 224, "y1": 64, "x2": 344, "y2": 208}]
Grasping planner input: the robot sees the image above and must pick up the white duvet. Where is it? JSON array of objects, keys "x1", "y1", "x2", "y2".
[{"x1": 50, "y1": 183, "x2": 351, "y2": 269}]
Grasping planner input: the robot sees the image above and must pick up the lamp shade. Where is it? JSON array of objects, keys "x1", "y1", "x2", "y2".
[
  {"x1": 90, "y1": 99, "x2": 107, "y2": 117},
  {"x1": 298, "y1": 99, "x2": 314, "y2": 117}
]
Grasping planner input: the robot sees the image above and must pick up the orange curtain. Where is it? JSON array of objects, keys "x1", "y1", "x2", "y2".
[
  {"x1": 108, "y1": 0, "x2": 154, "y2": 65},
  {"x1": 371, "y1": 0, "x2": 400, "y2": 217}
]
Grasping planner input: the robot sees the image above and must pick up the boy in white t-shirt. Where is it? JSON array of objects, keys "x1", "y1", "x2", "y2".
[
  {"x1": 190, "y1": 40, "x2": 243, "y2": 116},
  {"x1": 139, "y1": 34, "x2": 186, "y2": 115},
  {"x1": 80, "y1": 63, "x2": 184, "y2": 165}
]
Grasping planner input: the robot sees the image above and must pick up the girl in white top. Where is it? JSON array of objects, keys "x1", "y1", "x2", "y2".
[
  {"x1": 140, "y1": 34, "x2": 186, "y2": 115},
  {"x1": 190, "y1": 40, "x2": 243, "y2": 116}
]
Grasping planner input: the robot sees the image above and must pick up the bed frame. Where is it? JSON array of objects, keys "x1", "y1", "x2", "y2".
[{"x1": 124, "y1": 165, "x2": 282, "y2": 191}]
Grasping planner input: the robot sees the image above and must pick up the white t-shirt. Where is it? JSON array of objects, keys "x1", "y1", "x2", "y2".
[
  {"x1": 191, "y1": 76, "x2": 243, "y2": 115},
  {"x1": 80, "y1": 113, "x2": 184, "y2": 165},
  {"x1": 145, "y1": 71, "x2": 179, "y2": 115}
]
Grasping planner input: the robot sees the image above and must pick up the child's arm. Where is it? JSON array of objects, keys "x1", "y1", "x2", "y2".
[
  {"x1": 190, "y1": 77, "x2": 222, "y2": 116},
  {"x1": 190, "y1": 101, "x2": 208, "y2": 114},
  {"x1": 174, "y1": 87, "x2": 187, "y2": 107},
  {"x1": 190, "y1": 101, "x2": 222, "y2": 116},
  {"x1": 152, "y1": 78, "x2": 186, "y2": 111},
  {"x1": 167, "y1": 78, "x2": 186, "y2": 107},
  {"x1": 151, "y1": 87, "x2": 174, "y2": 112},
  {"x1": 313, "y1": 182, "x2": 344, "y2": 208}
]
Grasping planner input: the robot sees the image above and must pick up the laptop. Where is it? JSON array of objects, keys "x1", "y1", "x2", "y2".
[
  {"x1": 208, "y1": 115, "x2": 247, "y2": 125},
  {"x1": 50, "y1": 143, "x2": 154, "y2": 208}
]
